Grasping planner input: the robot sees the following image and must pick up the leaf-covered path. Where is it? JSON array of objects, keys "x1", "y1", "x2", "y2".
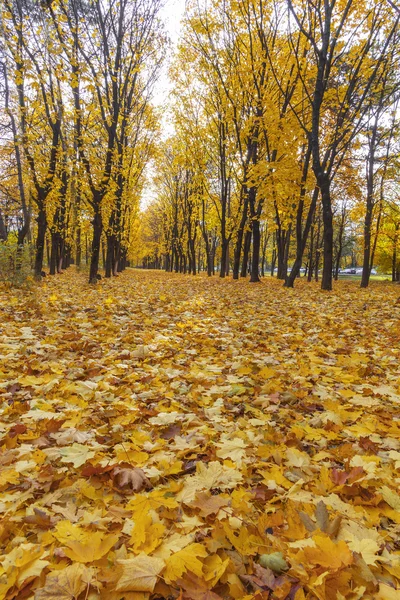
[{"x1": 0, "y1": 270, "x2": 399, "y2": 600}]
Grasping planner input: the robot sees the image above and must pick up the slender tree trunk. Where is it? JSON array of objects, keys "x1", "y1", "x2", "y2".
[
  {"x1": 225, "y1": 242, "x2": 229, "y2": 276},
  {"x1": 392, "y1": 224, "x2": 399, "y2": 282},
  {"x1": 319, "y1": 174, "x2": 333, "y2": 290},
  {"x1": 0, "y1": 210, "x2": 7, "y2": 241},
  {"x1": 233, "y1": 193, "x2": 248, "y2": 280},
  {"x1": 314, "y1": 213, "x2": 322, "y2": 282},
  {"x1": 89, "y1": 207, "x2": 103, "y2": 283},
  {"x1": 285, "y1": 149, "x2": 317, "y2": 288},
  {"x1": 307, "y1": 222, "x2": 315, "y2": 282},
  {"x1": 34, "y1": 206, "x2": 47, "y2": 280},
  {"x1": 220, "y1": 239, "x2": 227, "y2": 278},
  {"x1": 241, "y1": 229, "x2": 251, "y2": 277},
  {"x1": 250, "y1": 219, "x2": 261, "y2": 283},
  {"x1": 105, "y1": 235, "x2": 114, "y2": 278},
  {"x1": 50, "y1": 231, "x2": 58, "y2": 276},
  {"x1": 271, "y1": 247, "x2": 277, "y2": 277}
]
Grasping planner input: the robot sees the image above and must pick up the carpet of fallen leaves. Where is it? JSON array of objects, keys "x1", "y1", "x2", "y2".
[{"x1": 0, "y1": 269, "x2": 400, "y2": 600}]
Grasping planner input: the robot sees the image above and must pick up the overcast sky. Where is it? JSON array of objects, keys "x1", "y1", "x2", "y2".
[
  {"x1": 154, "y1": 0, "x2": 186, "y2": 109},
  {"x1": 142, "y1": 0, "x2": 186, "y2": 208}
]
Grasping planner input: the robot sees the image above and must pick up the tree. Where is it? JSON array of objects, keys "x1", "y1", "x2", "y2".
[{"x1": 287, "y1": 0, "x2": 399, "y2": 290}]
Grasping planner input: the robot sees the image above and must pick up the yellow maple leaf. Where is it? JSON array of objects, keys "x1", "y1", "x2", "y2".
[
  {"x1": 215, "y1": 437, "x2": 248, "y2": 463},
  {"x1": 380, "y1": 486, "x2": 400, "y2": 511},
  {"x1": 130, "y1": 514, "x2": 165, "y2": 554},
  {"x1": 127, "y1": 489, "x2": 178, "y2": 520},
  {"x1": 203, "y1": 554, "x2": 230, "y2": 587},
  {"x1": 163, "y1": 543, "x2": 207, "y2": 583},
  {"x1": 62, "y1": 531, "x2": 119, "y2": 563},
  {"x1": 35, "y1": 563, "x2": 92, "y2": 600},
  {"x1": 223, "y1": 523, "x2": 261, "y2": 556},
  {"x1": 347, "y1": 537, "x2": 380, "y2": 566},
  {"x1": 53, "y1": 521, "x2": 88, "y2": 545},
  {"x1": 116, "y1": 554, "x2": 165, "y2": 592},
  {"x1": 178, "y1": 461, "x2": 243, "y2": 503},
  {"x1": 258, "y1": 366, "x2": 275, "y2": 379},
  {"x1": 58, "y1": 443, "x2": 96, "y2": 468},
  {"x1": 302, "y1": 534, "x2": 353, "y2": 570}
]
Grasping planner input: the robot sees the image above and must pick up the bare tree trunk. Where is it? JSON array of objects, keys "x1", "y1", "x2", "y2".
[
  {"x1": 34, "y1": 206, "x2": 47, "y2": 280},
  {"x1": 89, "y1": 207, "x2": 103, "y2": 283}
]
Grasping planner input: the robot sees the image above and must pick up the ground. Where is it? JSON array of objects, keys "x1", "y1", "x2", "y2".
[{"x1": 0, "y1": 269, "x2": 399, "y2": 600}]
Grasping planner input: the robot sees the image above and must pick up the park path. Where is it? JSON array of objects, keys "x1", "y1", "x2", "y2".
[{"x1": 0, "y1": 269, "x2": 399, "y2": 599}]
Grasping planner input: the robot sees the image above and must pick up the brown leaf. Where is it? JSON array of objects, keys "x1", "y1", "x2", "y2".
[
  {"x1": 179, "y1": 573, "x2": 224, "y2": 600},
  {"x1": 315, "y1": 500, "x2": 329, "y2": 532},
  {"x1": 326, "y1": 515, "x2": 342, "y2": 539},
  {"x1": 8, "y1": 423, "x2": 27, "y2": 437},
  {"x1": 188, "y1": 491, "x2": 230, "y2": 516},
  {"x1": 24, "y1": 508, "x2": 54, "y2": 530},
  {"x1": 113, "y1": 467, "x2": 151, "y2": 492},
  {"x1": 299, "y1": 511, "x2": 315, "y2": 532}
]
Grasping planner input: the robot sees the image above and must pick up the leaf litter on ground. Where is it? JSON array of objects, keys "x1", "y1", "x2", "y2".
[{"x1": 0, "y1": 269, "x2": 399, "y2": 600}]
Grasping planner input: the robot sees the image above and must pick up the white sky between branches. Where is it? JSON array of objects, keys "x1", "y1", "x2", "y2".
[
  {"x1": 155, "y1": 0, "x2": 186, "y2": 118},
  {"x1": 141, "y1": 0, "x2": 186, "y2": 208}
]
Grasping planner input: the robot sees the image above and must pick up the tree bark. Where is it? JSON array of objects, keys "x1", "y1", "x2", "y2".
[
  {"x1": 241, "y1": 229, "x2": 251, "y2": 277},
  {"x1": 89, "y1": 207, "x2": 103, "y2": 283},
  {"x1": 319, "y1": 173, "x2": 333, "y2": 290},
  {"x1": 34, "y1": 207, "x2": 47, "y2": 279},
  {"x1": 250, "y1": 218, "x2": 261, "y2": 283}
]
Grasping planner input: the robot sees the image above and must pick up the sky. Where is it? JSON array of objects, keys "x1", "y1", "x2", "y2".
[
  {"x1": 141, "y1": 0, "x2": 186, "y2": 208},
  {"x1": 154, "y1": 0, "x2": 186, "y2": 110}
]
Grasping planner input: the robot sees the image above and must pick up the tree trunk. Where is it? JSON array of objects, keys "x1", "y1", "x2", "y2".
[
  {"x1": 105, "y1": 235, "x2": 114, "y2": 278},
  {"x1": 220, "y1": 239, "x2": 227, "y2": 278},
  {"x1": 392, "y1": 224, "x2": 399, "y2": 282},
  {"x1": 34, "y1": 207, "x2": 47, "y2": 280},
  {"x1": 89, "y1": 207, "x2": 103, "y2": 283},
  {"x1": 241, "y1": 229, "x2": 251, "y2": 277},
  {"x1": 76, "y1": 225, "x2": 81, "y2": 267},
  {"x1": 50, "y1": 231, "x2": 59, "y2": 275},
  {"x1": 233, "y1": 194, "x2": 248, "y2": 280},
  {"x1": 250, "y1": 219, "x2": 261, "y2": 283},
  {"x1": 271, "y1": 250, "x2": 277, "y2": 276},
  {"x1": 361, "y1": 204, "x2": 373, "y2": 289},
  {"x1": 285, "y1": 187, "x2": 318, "y2": 288},
  {"x1": 0, "y1": 210, "x2": 7, "y2": 241},
  {"x1": 319, "y1": 174, "x2": 333, "y2": 290}
]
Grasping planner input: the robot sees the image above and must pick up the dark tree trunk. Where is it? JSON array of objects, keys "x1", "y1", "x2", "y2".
[
  {"x1": 285, "y1": 147, "x2": 317, "y2": 288},
  {"x1": 319, "y1": 174, "x2": 333, "y2": 290},
  {"x1": 0, "y1": 210, "x2": 7, "y2": 241},
  {"x1": 361, "y1": 198, "x2": 374, "y2": 289},
  {"x1": 250, "y1": 218, "x2": 261, "y2": 283},
  {"x1": 189, "y1": 239, "x2": 196, "y2": 275},
  {"x1": 241, "y1": 229, "x2": 251, "y2": 277},
  {"x1": 105, "y1": 235, "x2": 114, "y2": 278},
  {"x1": 307, "y1": 222, "x2": 315, "y2": 282},
  {"x1": 392, "y1": 224, "x2": 399, "y2": 282},
  {"x1": 34, "y1": 207, "x2": 47, "y2": 280},
  {"x1": 89, "y1": 207, "x2": 103, "y2": 283},
  {"x1": 114, "y1": 241, "x2": 121, "y2": 275},
  {"x1": 233, "y1": 194, "x2": 248, "y2": 280},
  {"x1": 50, "y1": 231, "x2": 59, "y2": 275},
  {"x1": 76, "y1": 225, "x2": 81, "y2": 267},
  {"x1": 220, "y1": 239, "x2": 228, "y2": 278},
  {"x1": 271, "y1": 249, "x2": 277, "y2": 277},
  {"x1": 314, "y1": 212, "x2": 322, "y2": 282}
]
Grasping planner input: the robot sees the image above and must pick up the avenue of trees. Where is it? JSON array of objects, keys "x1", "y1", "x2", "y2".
[
  {"x1": 0, "y1": 0, "x2": 165, "y2": 282},
  {"x1": 0, "y1": 0, "x2": 399, "y2": 288}
]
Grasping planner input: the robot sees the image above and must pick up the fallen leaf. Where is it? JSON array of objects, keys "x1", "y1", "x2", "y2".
[{"x1": 116, "y1": 554, "x2": 165, "y2": 592}]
